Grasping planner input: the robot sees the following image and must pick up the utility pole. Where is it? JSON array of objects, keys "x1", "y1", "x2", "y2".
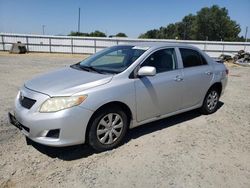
[
  {"x1": 244, "y1": 26, "x2": 248, "y2": 51},
  {"x1": 42, "y1": 25, "x2": 46, "y2": 35},
  {"x1": 78, "y1": 8, "x2": 81, "y2": 33},
  {"x1": 245, "y1": 26, "x2": 248, "y2": 42},
  {"x1": 204, "y1": 36, "x2": 208, "y2": 52},
  {"x1": 183, "y1": 22, "x2": 187, "y2": 40}
]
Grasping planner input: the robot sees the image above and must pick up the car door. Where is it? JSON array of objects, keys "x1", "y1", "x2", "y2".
[
  {"x1": 134, "y1": 48, "x2": 184, "y2": 122},
  {"x1": 178, "y1": 48, "x2": 213, "y2": 109}
]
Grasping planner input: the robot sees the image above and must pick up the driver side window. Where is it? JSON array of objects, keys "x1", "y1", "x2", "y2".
[{"x1": 141, "y1": 48, "x2": 177, "y2": 73}]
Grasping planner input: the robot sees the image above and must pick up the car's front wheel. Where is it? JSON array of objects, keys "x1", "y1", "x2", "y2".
[
  {"x1": 88, "y1": 106, "x2": 128, "y2": 151},
  {"x1": 201, "y1": 88, "x2": 220, "y2": 114}
]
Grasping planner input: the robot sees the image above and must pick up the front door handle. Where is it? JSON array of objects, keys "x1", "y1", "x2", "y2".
[
  {"x1": 205, "y1": 71, "x2": 212, "y2": 75},
  {"x1": 174, "y1": 76, "x2": 183, "y2": 82}
]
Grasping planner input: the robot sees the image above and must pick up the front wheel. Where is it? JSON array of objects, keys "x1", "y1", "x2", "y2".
[
  {"x1": 201, "y1": 89, "x2": 220, "y2": 114},
  {"x1": 88, "y1": 106, "x2": 128, "y2": 151}
]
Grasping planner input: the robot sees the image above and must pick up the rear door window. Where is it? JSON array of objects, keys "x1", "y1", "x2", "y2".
[{"x1": 179, "y1": 48, "x2": 207, "y2": 68}]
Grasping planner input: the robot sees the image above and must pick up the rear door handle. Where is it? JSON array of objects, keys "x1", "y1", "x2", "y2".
[
  {"x1": 174, "y1": 76, "x2": 183, "y2": 82},
  {"x1": 205, "y1": 71, "x2": 212, "y2": 75}
]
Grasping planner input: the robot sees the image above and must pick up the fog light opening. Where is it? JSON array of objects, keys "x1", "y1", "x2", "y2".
[{"x1": 46, "y1": 129, "x2": 60, "y2": 138}]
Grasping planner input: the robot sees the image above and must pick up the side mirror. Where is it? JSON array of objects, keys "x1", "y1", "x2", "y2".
[{"x1": 137, "y1": 66, "x2": 156, "y2": 77}]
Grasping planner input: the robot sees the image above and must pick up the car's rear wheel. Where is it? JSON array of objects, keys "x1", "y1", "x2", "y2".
[
  {"x1": 88, "y1": 106, "x2": 128, "y2": 151},
  {"x1": 201, "y1": 88, "x2": 220, "y2": 114}
]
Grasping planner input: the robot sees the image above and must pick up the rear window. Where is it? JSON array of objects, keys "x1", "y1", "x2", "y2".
[{"x1": 180, "y1": 48, "x2": 207, "y2": 68}]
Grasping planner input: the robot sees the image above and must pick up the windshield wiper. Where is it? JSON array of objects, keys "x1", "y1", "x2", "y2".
[
  {"x1": 70, "y1": 63, "x2": 89, "y2": 71},
  {"x1": 79, "y1": 65, "x2": 105, "y2": 74},
  {"x1": 71, "y1": 63, "x2": 111, "y2": 74},
  {"x1": 85, "y1": 66, "x2": 103, "y2": 74}
]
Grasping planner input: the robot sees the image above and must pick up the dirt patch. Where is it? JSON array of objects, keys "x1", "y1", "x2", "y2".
[{"x1": 0, "y1": 53, "x2": 250, "y2": 188}]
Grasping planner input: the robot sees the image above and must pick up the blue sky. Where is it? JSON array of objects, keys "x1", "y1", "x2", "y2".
[{"x1": 0, "y1": 0, "x2": 249, "y2": 38}]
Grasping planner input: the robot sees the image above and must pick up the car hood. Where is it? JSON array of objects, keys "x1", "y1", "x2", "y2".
[{"x1": 24, "y1": 66, "x2": 113, "y2": 96}]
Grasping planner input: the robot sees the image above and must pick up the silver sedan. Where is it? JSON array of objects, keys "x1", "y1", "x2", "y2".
[{"x1": 9, "y1": 43, "x2": 228, "y2": 151}]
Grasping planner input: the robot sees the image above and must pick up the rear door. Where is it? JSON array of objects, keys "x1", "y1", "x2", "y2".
[
  {"x1": 178, "y1": 48, "x2": 213, "y2": 109},
  {"x1": 135, "y1": 48, "x2": 183, "y2": 122}
]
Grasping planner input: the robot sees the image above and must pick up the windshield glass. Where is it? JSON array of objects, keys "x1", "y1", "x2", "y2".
[{"x1": 76, "y1": 45, "x2": 147, "y2": 74}]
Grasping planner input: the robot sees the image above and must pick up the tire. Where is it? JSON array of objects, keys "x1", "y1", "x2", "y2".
[
  {"x1": 88, "y1": 105, "x2": 128, "y2": 151},
  {"x1": 201, "y1": 88, "x2": 220, "y2": 115}
]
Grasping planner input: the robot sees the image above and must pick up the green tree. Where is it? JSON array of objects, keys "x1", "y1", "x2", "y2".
[
  {"x1": 139, "y1": 5, "x2": 242, "y2": 41},
  {"x1": 139, "y1": 29, "x2": 159, "y2": 39},
  {"x1": 195, "y1": 5, "x2": 240, "y2": 41},
  {"x1": 68, "y1": 31, "x2": 89, "y2": 36},
  {"x1": 89, "y1": 30, "x2": 107, "y2": 37},
  {"x1": 164, "y1": 24, "x2": 179, "y2": 39},
  {"x1": 115, "y1": 33, "x2": 127, "y2": 37},
  {"x1": 178, "y1": 14, "x2": 196, "y2": 40},
  {"x1": 68, "y1": 30, "x2": 106, "y2": 37}
]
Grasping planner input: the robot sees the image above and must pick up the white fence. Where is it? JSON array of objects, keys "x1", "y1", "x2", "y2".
[{"x1": 0, "y1": 33, "x2": 249, "y2": 57}]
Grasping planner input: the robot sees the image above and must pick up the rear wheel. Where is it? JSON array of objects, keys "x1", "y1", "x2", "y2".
[
  {"x1": 88, "y1": 106, "x2": 128, "y2": 151},
  {"x1": 201, "y1": 89, "x2": 220, "y2": 114}
]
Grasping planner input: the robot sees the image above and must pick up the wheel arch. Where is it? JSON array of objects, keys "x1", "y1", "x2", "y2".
[
  {"x1": 85, "y1": 101, "x2": 133, "y2": 143},
  {"x1": 200, "y1": 82, "x2": 222, "y2": 114},
  {"x1": 208, "y1": 82, "x2": 222, "y2": 96},
  {"x1": 202, "y1": 82, "x2": 222, "y2": 105}
]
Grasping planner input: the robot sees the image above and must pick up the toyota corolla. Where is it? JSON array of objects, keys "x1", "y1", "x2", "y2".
[{"x1": 9, "y1": 43, "x2": 228, "y2": 151}]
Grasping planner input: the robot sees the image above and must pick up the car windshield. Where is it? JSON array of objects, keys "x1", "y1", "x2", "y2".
[{"x1": 73, "y1": 45, "x2": 147, "y2": 74}]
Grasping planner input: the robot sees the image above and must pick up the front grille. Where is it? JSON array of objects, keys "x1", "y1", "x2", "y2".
[{"x1": 20, "y1": 96, "x2": 36, "y2": 109}]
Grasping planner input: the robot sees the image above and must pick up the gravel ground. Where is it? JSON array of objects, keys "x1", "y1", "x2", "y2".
[{"x1": 0, "y1": 52, "x2": 249, "y2": 188}]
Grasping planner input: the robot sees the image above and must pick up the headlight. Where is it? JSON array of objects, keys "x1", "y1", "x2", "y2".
[{"x1": 39, "y1": 95, "x2": 87, "y2": 112}]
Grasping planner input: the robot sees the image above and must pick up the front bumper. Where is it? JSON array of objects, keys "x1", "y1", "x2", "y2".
[{"x1": 9, "y1": 87, "x2": 93, "y2": 147}]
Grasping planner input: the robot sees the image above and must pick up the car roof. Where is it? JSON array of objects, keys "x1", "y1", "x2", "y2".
[
  {"x1": 119, "y1": 42, "x2": 197, "y2": 50},
  {"x1": 118, "y1": 42, "x2": 212, "y2": 61}
]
